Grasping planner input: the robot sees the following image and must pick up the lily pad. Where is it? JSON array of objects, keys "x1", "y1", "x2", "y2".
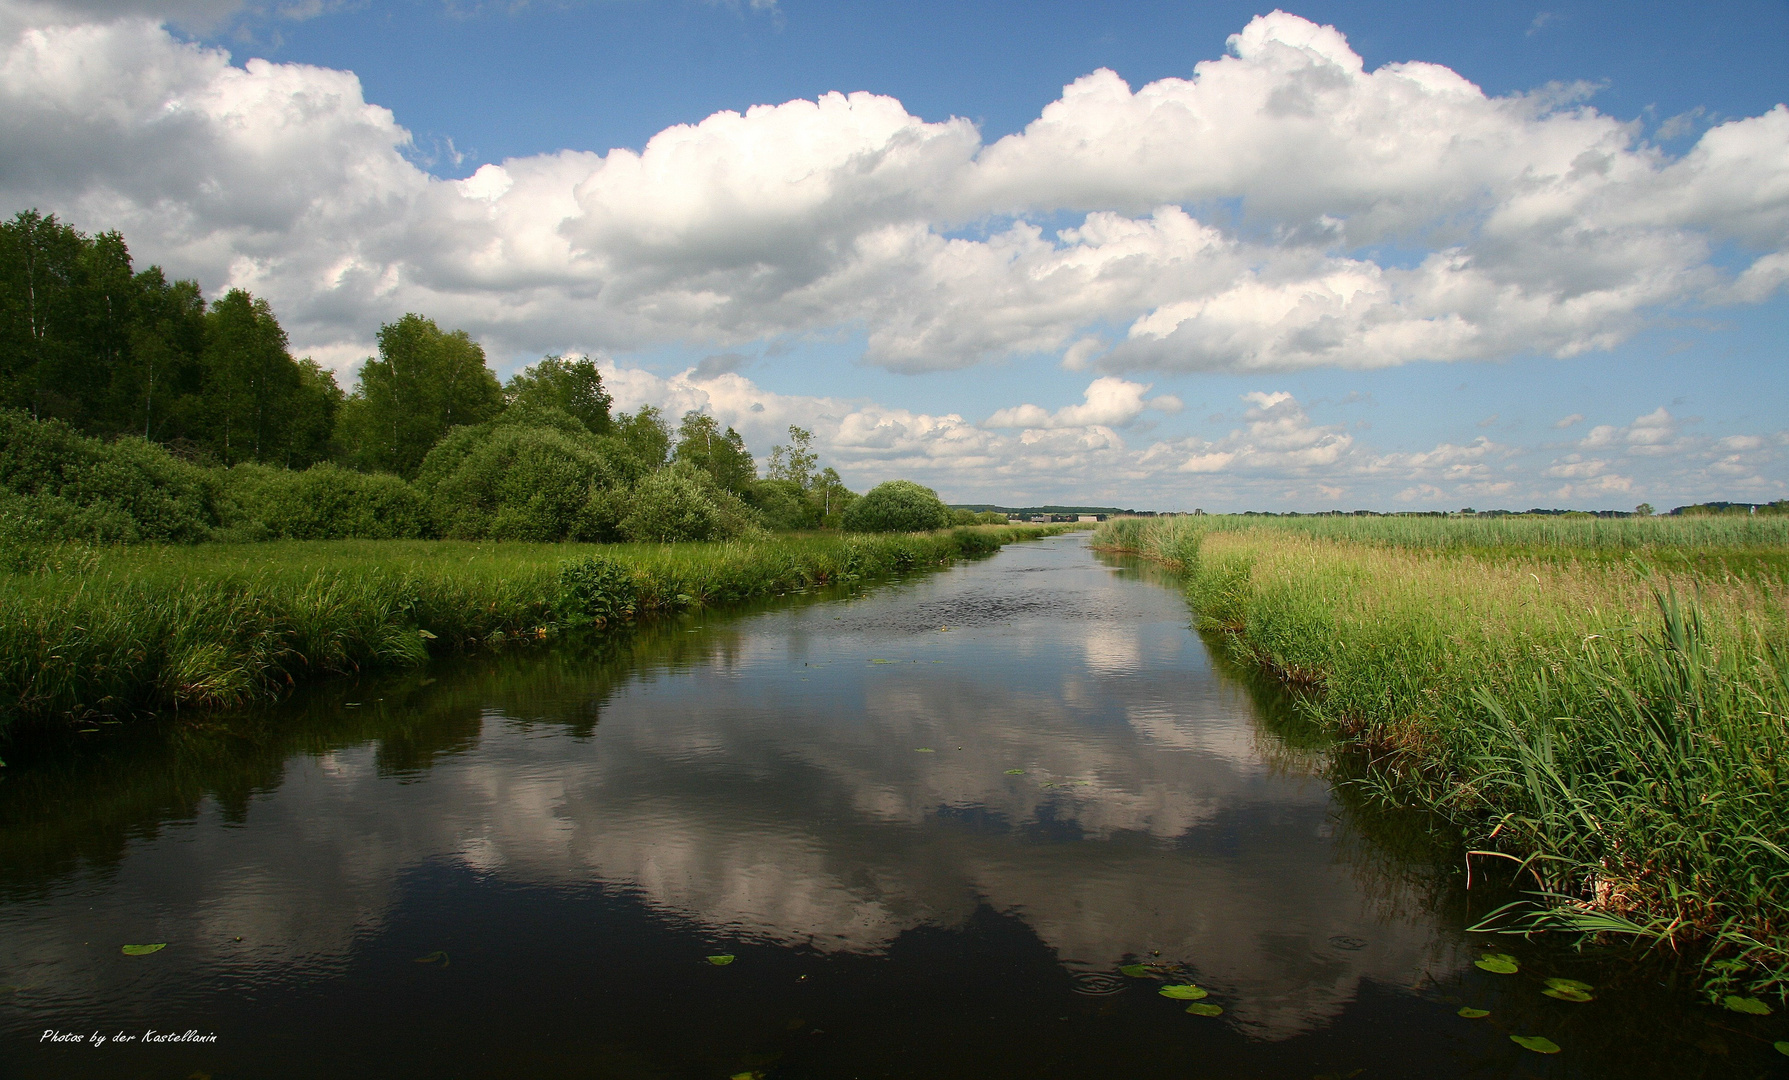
[
  {"x1": 1721, "y1": 995, "x2": 1771, "y2": 1015},
  {"x1": 1184, "y1": 1002, "x2": 1223, "y2": 1016},
  {"x1": 730, "y1": 1072, "x2": 765, "y2": 1080},
  {"x1": 1159, "y1": 984, "x2": 1208, "y2": 1000},
  {"x1": 1543, "y1": 987, "x2": 1594, "y2": 1002},
  {"x1": 706, "y1": 954, "x2": 737, "y2": 966},
  {"x1": 869, "y1": 659, "x2": 897, "y2": 664},
  {"x1": 1474, "y1": 953, "x2": 1519, "y2": 974},
  {"x1": 1510, "y1": 1035, "x2": 1561, "y2": 1054},
  {"x1": 414, "y1": 951, "x2": 448, "y2": 966},
  {"x1": 1774, "y1": 1040, "x2": 1788, "y2": 1056},
  {"x1": 1456, "y1": 1007, "x2": 1490, "y2": 1019},
  {"x1": 1545, "y1": 977, "x2": 1594, "y2": 993},
  {"x1": 1004, "y1": 769, "x2": 1026, "y2": 775},
  {"x1": 120, "y1": 944, "x2": 166, "y2": 956},
  {"x1": 915, "y1": 748, "x2": 935, "y2": 753},
  {"x1": 1118, "y1": 964, "x2": 1155, "y2": 978}
]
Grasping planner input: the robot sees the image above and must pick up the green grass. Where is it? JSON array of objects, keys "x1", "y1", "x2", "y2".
[
  {"x1": 1093, "y1": 514, "x2": 1789, "y2": 999},
  {"x1": 0, "y1": 525, "x2": 1063, "y2": 727}
]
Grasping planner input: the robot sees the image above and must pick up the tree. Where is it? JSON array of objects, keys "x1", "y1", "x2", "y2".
[
  {"x1": 673, "y1": 411, "x2": 756, "y2": 495},
  {"x1": 200, "y1": 289, "x2": 300, "y2": 465},
  {"x1": 766, "y1": 425, "x2": 817, "y2": 490},
  {"x1": 1634, "y1": 503, "x2": 1655, "y2": 517},
  {"x1": 609, "y1": 405, "x2": 671, "y2": 477},
  {"x1": 336, "y1": 314, "x2": 503, "y2": 478},
  {"x1": 840, "y1": 480, "x2": 952, "y2": 533},
  {"x1": 504, "y1": 354, "x2": 612, "y2": 434}
]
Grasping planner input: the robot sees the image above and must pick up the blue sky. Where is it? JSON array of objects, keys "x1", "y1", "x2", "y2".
[{"x1": 4, "y1": 0, "x2": 1786, "y2": 509}]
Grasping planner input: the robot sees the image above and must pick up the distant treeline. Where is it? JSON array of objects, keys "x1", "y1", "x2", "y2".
[
  {"x1": 1211, "y1": 503, "x2": 1789, "y2": 518},
  {"x1": 0, "y1": 210, "x2": 982, "y2": 547}
]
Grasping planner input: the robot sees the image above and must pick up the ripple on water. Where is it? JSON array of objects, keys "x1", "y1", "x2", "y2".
[{"x1": 1069, "y1": 971, "x2": 1126, "y2": 997}]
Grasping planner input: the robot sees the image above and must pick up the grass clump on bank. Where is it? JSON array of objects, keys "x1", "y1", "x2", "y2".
[
  {"x1": 1, "y1": 526, "x2": 1060, "y2": 728},
  {"x1": 1093, "y1": 514, "x2": 1789, "y2": 998}
]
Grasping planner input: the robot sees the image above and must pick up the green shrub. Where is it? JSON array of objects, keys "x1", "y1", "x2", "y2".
[
  {"x1": 0, "y1": 409, "x2": 218, "y2": 543},
  {"x1": 747, "y1": 478, "x2": 820, "y2": 531},
  {"x1": 222, "y1": 462, "x2": 428, "y2": 540},
  {"x1": 619, "y1": 464, "x2": 759, "y2": 542},
  {"x1": 416, "y1": 410, "x2": 624, "y2": 541},
  {"x1": 557, "y1": 553, "x2": 636, "y2": 627},
  {"x1": 840, "y1": 480, "x2": 952, "y2": 533}
]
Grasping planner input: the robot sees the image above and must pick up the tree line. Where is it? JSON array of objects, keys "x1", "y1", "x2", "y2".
[{"x1": 1, "y1": 210, "x2": 980, "y2": 545}]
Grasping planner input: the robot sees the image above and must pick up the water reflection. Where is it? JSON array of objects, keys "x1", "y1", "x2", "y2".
[{"x1": 6, "y1": 537, "x2": 1759, "y2": 1077}]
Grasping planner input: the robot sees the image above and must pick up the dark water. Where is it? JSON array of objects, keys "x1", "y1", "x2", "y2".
[{"x1": 1, "y1": 536, "x2": 1783, "y2": 1079}]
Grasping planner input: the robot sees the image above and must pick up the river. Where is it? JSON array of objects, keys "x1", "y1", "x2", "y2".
[{"x1": 0, "y1": 535, "x2": 1776, "y2": 1077}]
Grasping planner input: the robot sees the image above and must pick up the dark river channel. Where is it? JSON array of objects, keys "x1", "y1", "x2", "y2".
[{"x1": 1, "y1": 535, "x2": 1782, "y2": 1079}]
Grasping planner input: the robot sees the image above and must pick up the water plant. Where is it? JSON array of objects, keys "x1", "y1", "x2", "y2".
[{"x1": 1092, "y1": 513, "x2": 1789, "y2": 999}]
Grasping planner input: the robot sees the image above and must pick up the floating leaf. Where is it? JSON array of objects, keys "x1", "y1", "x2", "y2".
[
  {"x1": 706, "y1": 954, "x2": 737, "y2": 966},
  {"x1": 1721, "y1": 995, "x2": 1771, "y2": 1015},
  {"x1": 1545, "y1": 977, "x2": 1594, "y2": 993},
  {"x1": 730, "y1": 1072, "x2": 764, "y2": 1080},
  {"x1": 1457, "y1": 1007, "x2": 1490, "y2": 1019},
  {"x1": 414, "y1": 951, "x2": 448, "y2": 966},
  {"x1": 120, "y1": 944, "x2": 166, "y2": 956},
  {"x1": 1510, "y1": 1035, "x2": 1561, "y2": 1054},
  {"x1": 1184, "y1": 1002, "x2": 1223, "y2": 1016},
  {"x1": 1543, "y1": 987, "x2": 1594, "y2": 1002},
  {"x1": 915, "y1": 747, "x2": 935, "y2": 753},
  {"x1": 1474, "y1": 953, "x2": 1519, "y2": 974},
  {"x1": 1118, "y1": 964, "x2": 1154, "y2": 978},
  {"x1": 1774, "y1": 1040, "x2": 1788, "y2": 1056},
  {"x1": 1159, "y1": 984, "x2": 1208, "y2": 1000},
  {"x1": 1004, "y1": 769, "x2": 1026, "y2": 775},
  {"x1": 869, "y1": 659, "x2": 897, "y2": 664}
]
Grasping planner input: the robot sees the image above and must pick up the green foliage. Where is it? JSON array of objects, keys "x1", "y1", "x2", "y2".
[
  {"x1": 673, "y1": 411, "x2": 755, "y2": 495},
  {"x1": 0, "y1": 527, "x2": 1061, "y2": 725},
  {"x1": 1093, "y1": 513, "x2": 1789, "y2": 998},
  {"x1": 608, "y1": 405, "x2": 672, "y2": 479},
  {"x1": 747, "y1": 477, "x2": 819, "y2": 531},
  {"x1": 504, "y1": 355, "x2": 612, "y2": 434},
  {"x1": 336, "y1": 314, "x2": 504, "y2": 478},
  {"x1": 221, "y1": 462, "x2": 427, "y2": 540},
  {"x1": 556, "y1": 553, "x2": 635, "y2": 627},
  {"x1": 619, "y1": 463, "x2": 758, "y2": 543},
  {"x1": 0, "y1": 408, "x2": 218, "y2": 544},
  {"x1": 841, "y1": 480, "x2": 952, "y2": 533},
  {"x1": 415, "y1": 410, "x2": 623, "y2": 541},
  {"x1": 766, "y1": 425, "x2": 817, "y2": 489},
  {"x1": 0, "y1": 212, "x2": 337, "y2": 466}
]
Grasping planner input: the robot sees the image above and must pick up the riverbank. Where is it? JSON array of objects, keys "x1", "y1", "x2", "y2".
[
  {"x1": 1092, "y1": 514, "x2": 1789, "y2": 1000},
  {"x1": 0, "y1": 525, "x2": 1065, "y2": 729}
]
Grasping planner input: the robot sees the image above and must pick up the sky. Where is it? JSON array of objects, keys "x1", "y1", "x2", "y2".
[{"x1": 1, "y1": 0, "x2": 1785, "y2": 511}]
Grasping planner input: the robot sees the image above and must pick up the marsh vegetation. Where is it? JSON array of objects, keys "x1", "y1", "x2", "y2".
[{"x1": 1092, "y1": 513, "x2": 1789, "y2": 999}]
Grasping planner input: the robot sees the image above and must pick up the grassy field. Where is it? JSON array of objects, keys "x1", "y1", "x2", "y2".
[
  {"x1": 0, "y1": 525, "x2": 1063, "y2": 728},
  {"x1": 1093, "y1": 514, "x2": 1789, "y2": 999}
]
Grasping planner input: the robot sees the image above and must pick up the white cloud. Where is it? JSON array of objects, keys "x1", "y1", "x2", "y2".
[
  {"x1": 984, "y1": 376, "x2": 1180, "y2": 430},
  {"x1": 0, "y1": 5, "x2": 1784, "y2": 378}
]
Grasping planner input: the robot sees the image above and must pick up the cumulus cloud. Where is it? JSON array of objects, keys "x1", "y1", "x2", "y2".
[
  {"x1": 984, "y1": 376, "x2": 1180, "y2": 430},
  {"x1": 0, "y1": 4, "x2": 1784, "y2": 377}
]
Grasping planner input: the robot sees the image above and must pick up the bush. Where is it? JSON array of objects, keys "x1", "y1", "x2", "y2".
[
  {"x1": 747, "y1": 478, "x2": 820, "y2": 531},
  {"x1": 619, "y1": 464, "x2": 760, "y2": 542},
  {"x1": 415, "y1": 410, "x2": 625, "y2": 541},
  {"x1": 840, "y1": 480, "x2": 952, "y2": 533},
  {"x1": 221, "y1": 463, "x2": 429, "y2": 540},
  {"x1": 0, "y1": 409, "x2": 218, "y2": 543},
  {"x1": 557, "y1": 553, "x2": 636, "y2": 628}
]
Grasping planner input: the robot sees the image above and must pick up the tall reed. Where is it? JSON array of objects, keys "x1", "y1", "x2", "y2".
[
  {"x1": 0, "y1": 526, "x2": 1058, "y2": 727},
  {"x1": 1093, "y1": 514, "x2": 1789, "y2": 997}
]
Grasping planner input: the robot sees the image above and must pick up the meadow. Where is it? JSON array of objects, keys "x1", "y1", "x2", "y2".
[
  {"x1": 0, "y1": 525, "x2": 1061, "y2": 730},
  {"x1": 1092, "y1": 513, "x2": 1789, "y2": 999}
]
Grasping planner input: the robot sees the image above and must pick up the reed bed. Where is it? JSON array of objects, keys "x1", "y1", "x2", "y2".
[
  {"x1": 0, "y1": 526, "x2": 1060, "y2": 727},
  {"x1": 1093, "y1": 514, "x2": 1789, "y2": 997}
]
